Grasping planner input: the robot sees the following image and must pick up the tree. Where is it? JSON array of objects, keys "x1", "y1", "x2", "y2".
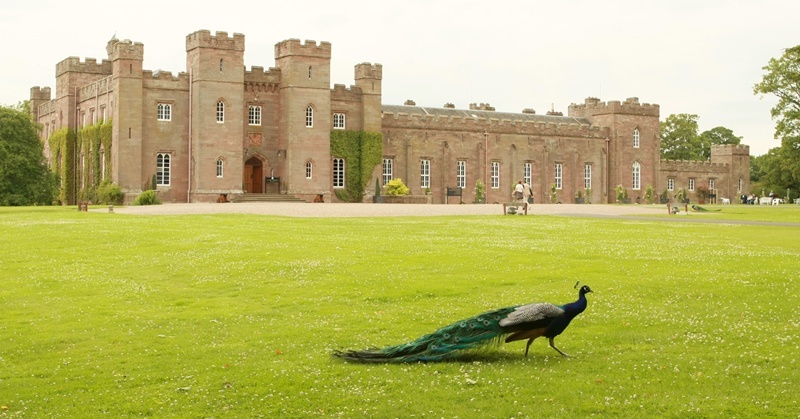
[
  {"x1": 0, "y1": 105, "x2": 58, "y2": 205},
  {"x1": 699, "y1": 126, "x2": 742, "y2": 160},
  {"x1": 754, "y1": 45, "x2": 800, "y2": 199},
  {"x1": 660, "y1": 113, "x2": 703, "y2": 160}
]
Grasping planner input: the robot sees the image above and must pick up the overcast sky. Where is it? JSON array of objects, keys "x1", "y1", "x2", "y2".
[{"x1": 2, "y1": 0, "x2": 798, "y2": 156}]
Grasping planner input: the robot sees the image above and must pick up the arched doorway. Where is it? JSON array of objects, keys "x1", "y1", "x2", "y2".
[{"x1": 244, "y1": 156, "x2": 263, "y2": 193}]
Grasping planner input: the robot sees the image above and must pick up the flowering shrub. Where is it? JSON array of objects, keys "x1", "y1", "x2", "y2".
[{"x1": 384, "y1": 178, "x2": 410, "y2": 196}]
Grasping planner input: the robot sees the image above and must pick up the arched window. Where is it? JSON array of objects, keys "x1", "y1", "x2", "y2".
[
  {"x1": 333, "y1": 158, "x2": 344, "y2": 188},
  {"x1": 156, "y1": 153, "x2": 171, "y2": 186},
  {"x1": 633, "y1": 128, "x2": 640, "y2": 148},
  {"x1": 306, "y1": 161, "x2": 313, "y2": 179},
  {"x1": 632, "y1": 161, "x2": 641, "y2": 190},
  {"x1": 216, "y1": 101, "x2": 225, "y2": 123},
  {"x1": 216, "y1": 158, "x2": 224, "y2": 178},
  {"x1": 305, "y1": 106, "x2": 313, "y2": 127}
]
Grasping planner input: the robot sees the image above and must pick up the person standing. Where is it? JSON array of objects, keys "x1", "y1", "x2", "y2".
[
  {"x1": 523, "y1": 181, "x2": 533, "y2": 204},
  {"x1": 513, "y1": 180, "x2": 524, "y2": 201}
]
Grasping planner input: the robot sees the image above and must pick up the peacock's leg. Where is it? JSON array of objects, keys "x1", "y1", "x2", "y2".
[
  {"x1": 524, "y1": 338, "x2": 534, "y2": 356},
  {"x1": 548, "y1": 337, "x2": 569, "y2": 357}
]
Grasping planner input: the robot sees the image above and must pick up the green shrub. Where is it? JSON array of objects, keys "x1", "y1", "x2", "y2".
[
  {"x1": 384, "y1": 178, "x2": 410, "y2": 196},
  {"x1": 133, "y1": 190, "x2": 161, "y2": 206},
  {"x1": 474, "y1": 180, "x2": 485, "y2": 203},
  {"x1": 97, "y1": 181, "x2": 124, "y2": 205}
]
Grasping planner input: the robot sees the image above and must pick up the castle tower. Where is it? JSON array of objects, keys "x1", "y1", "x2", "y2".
[
  {"x1": 710, "y1": 144, "x2": 750, "y2": 198},
  {"x1": 186, "y1": 30, "x2": 246, "y2": 201},
  {"x1": 106, "y1": 38, "x2": 144, "y2": 195},
  {"x1": 569, "y1": 97, "x2": 661, "y2": 203},
  {"x1": 354, "y1": 63, "x2": 382, "y2": 132},
  {"x1": 274, "y1": 39, "x2": 332, "y2": 198},
  {"x1": 29, "y1": 86, "x2": 51, "y2": 122}
]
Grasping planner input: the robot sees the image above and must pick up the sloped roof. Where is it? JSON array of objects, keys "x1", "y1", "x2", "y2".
[{"x1": 381, "y1": 104, "x2": 592, "y2": 126}]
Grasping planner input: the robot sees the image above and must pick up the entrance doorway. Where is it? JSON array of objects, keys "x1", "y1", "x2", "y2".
[{"x1": 244, "y1": 156, "x2": 263, "y2": 193}]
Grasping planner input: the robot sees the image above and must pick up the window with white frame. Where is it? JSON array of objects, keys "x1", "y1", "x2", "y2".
[
  {"x1": 524, "y1": 162, "x2": 532, "y2": 186},
  {"x1": 216, "y1": 158, "x2": 224, "y2": 178},
  {"x1": 584, "y1": 164, "x2": 592, "y2": 189},
  {"x1": 305, "y1": 106, "x2": 314, "y2": 127},
  {"x1": 101, "y1": 106, "x2": 106, "y2": 122},
  {"x1": 156, "y1": 153, "x2": 171, "y2": 186},
  {"x1": 249, "y1": 106, "x2": 261, "y2": 126},
  {"x1": 633, "y1": 128, "x2": 640, "y2": 148},
  {"x1": 689, "y1": 178, "x2": 695, "y2": 191},
  {"x1": 420, "y1": 159, "x2": 430, "y2": 188},
  {"x1": 382, "y1": 158, "x2": 393, "y2": 185},
  {"x1": 333, "y1": 113, "x2": 345, "y2": 129},
  {"x1": 333, "y1": 158, "x2": 344, "y2": 188},
  {"x1": 456, "y1": 160, "x2": 466, "y2": 188},
  {"x1": 157, "y1": 103, "x2": 171, "y2": 121},
  {"x1": 555, "y1": 163, "x2": 563, "y2": 190},
  {"x1": 306, "y1": 161, "x2": 313, "y2": 179},
  {"x1": 668, "y1": 178, "x2": 675, "y2": 191},
  {"x1": 216, "y1": 101, "x2": 224, "y2": 123},
  {"x1": 491, "y1": 161, "x2": 500, "y2": 189},
  {"x1": 709, "y1": 179, "x2": 715, "y2": 190},
  {"x1": 632, "y1": 161, "x2": 641, "y2": 190}
]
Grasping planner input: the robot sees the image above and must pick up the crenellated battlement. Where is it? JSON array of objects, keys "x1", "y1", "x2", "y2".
[
  {"x1": 382, "y1": 111, "x2": 606, "y2": 138},
  {"x1": 143, "y1": 70, "x2": 190, "y2": 81},
  {"x1": 30, "y1": 86, "x2": 51, "y2": 101},
  {"x1": 37, "y1": 100, "x2": 56, "y2": 116},
  {"x1": 244, "y1": 66, "x2": 281, "y2": 84},
  {"x1": 106, "y1": 38, "x2": 144, "y2": 61},
  {"x1": 661, "y1": 159, "x2": 729, "y2": 170},
  {"x1": 274, "y1": 38, "x2": 331, "y2": 59},
  {"x1": 77, "y1": 75, "x2": 113, "y2": 99},
  {"x1": 355, "y1": 62, "x2": 382, "y2": 80},
  {"x1": 56, "y1": 56, "x2": 113, "y2": 77},
  {"x1": 711, "y1": 143, "x2": 750, "y2": 156},
  {"x1": 331, "y1": 83, "x2": 364, "y2": 101},
  {"x1": 186, "y1": 30, "x2": 245, "y2": 51},
  {"x1": 568, "y1": 96, "x2": 660, "y2": 118}
]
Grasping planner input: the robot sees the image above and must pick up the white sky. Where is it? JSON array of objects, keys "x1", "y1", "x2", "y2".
[{"x1": 2, "y1": 0, "x2": 798, "y2": 156}]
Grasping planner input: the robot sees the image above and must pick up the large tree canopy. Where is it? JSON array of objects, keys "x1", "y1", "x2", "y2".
[
  {"x1": 0, "y1": 105, "x2": 57, "y2": 205},
  {"x1": 753, "y1": 45, "x2": 800, "y2": 198},
  {"x1": 699, "y1": 126, "x2": 742, "y2": 160},
  {"x1": 661, "y1": 114, "x2": 742, "y2": 161}
]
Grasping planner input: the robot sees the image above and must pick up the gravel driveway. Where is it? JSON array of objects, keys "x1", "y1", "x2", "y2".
[{"x1": 105, "y1": 202, "x2": 669, "y2": 218}]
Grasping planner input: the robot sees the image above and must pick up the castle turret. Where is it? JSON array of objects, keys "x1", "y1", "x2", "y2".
[
  {"x1": 354, "y1": 63, "x2": 382, "y2": 132},
  {"x1": 107, "y1": 38, "x2": 144, "y2": 197},
  {"x1": 274, "y1": 39, "x2": 332, "y2": 198},
  {"x1": 711, "y1": 144, "x2": 750, "y2": 197},
  {"x1": 569, "y1": 97, "x2": 661, "y2": 202},
  {"x1": 186, "y1": 30, "x2": 246, "y2": 201}
]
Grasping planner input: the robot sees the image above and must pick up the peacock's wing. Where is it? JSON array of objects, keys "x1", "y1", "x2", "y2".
[
  {"x1": 498, "y1": 302, "x2": 564, "y2": 330},
  {"x1": 333, "y1": 305, "x2": 519, "y2": 363}
]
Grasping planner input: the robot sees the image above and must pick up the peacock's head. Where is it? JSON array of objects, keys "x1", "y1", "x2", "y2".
[{"x1": 580, "y1": 285, "x2": 593, "y2": 294}]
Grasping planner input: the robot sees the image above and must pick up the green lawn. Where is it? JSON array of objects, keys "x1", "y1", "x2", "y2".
[{"x1": 1, "y1": 206, "x2": 798, "y2": 417}]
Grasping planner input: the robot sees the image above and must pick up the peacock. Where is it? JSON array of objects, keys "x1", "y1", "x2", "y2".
[{"x1": 333, "y1": 284, "x2": 593, "y2": 363}]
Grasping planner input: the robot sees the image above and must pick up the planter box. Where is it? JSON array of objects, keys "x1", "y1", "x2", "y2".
[
  {"x1": 575, "y1": 197, "x2": 585, "y2": 204},
  {"x1": 381, "y1": 195, "x2": 432, "y2": 204}
]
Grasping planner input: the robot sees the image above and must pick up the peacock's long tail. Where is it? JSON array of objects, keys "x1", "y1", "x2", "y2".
[{"x1": 332, "y1": 306, "x2": 517, "y2": 363}]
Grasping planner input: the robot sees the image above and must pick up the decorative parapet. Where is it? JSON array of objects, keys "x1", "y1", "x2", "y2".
[
  {"x1": 56, "y1": 57, "x2": 113, "y2": 77},
  {"x1": 568, "y1": 96, "x2": 660, "y2": 117},
  {"x1": 186, "y1": 30, "x2": 245, "y2": 51},
  {"x1": 355, "y1": 62, "x2": 382, "y2": 80},
  {"x1": 274, "y1": 38, "x2": 331, "y2": 59},
  {"x1": 77, "y1": 75, "x2": 113, "y2": 99}
]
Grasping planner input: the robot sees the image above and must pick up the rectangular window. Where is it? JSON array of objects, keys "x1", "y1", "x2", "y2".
[
  {"x1": 491, "y1": 161, "x2": 500, "y2": 189},
  {"x1": 420, "y1": 159, "x2": 430, "y2": 188},
  {"x1": 249, "y1": 106, "x2": 261, "y2": 126},
  {"x1": 555, "y1": 163, "x2": 563, "y2": 190},
  {"x1": 584, "y1": 164, "x2": 592, "y2": 189},
  {"x1": 632, "y1": 162, "x2": 641, "y2": 190},
  {"x1": 101, "y1": 106, "x2": 106, "y2": 122},
  {"x1": 306, "y1": 106, "x2": 313, "y2": 127},
  {"x1": 156, "y1": 153, "x2": 171, "y2": 186},
  {"x1": 333, "y1": 158, "x2": 344, "y2": 188},
  {"x1": 689, "y1": 178, "x2": 695, "y2": 191},
  {"x1": 633, "y1": 128, "x2": 640, "y2": 148},
  {"x1": 668, "y1": 178, "x2": 675, "y2": 191},
  {"x1": 709, "y1": 179, "x2": 715, "y2": 190},
  {"x1": 306, "y1": 161, "x2": 313, "y2": 179},
  {"x1": 456, "y1": 160, "x2": 466, "y2": 188},
  {"x1": 523, "y1": 162, "x2": 532, "y2": 186},
  {"x1": 216, "y1": 159, "x2": 224, "y2": 178},
  {"x1": 738, "y1": 178, "x2": 743, "y2": 193},
  {"x1": 333, "y1": 113, "x2": 345, "y2": 129},
  {"x1": 382, "y1": 158, "x2": 393, "y2": 185},
  {"x1": 157, "y1": 103, "x2": 171, "y2": 121}
]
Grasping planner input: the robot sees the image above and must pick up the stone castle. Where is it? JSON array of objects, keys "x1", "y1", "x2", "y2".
[{"x1": 31, "y1": 29, "x2": 750, "y2": 204}]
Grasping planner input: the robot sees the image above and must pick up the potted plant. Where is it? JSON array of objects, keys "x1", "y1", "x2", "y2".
[
  {"x1": 549, "y1": 183, "x2": 558, "y2": 203},
  {"x1": 575, "y1": 189, "x2": 585, "y2": 204},
  {"x1": 675, "y1": 187, "x2": 688, "y2": 204},
  {"x1": 644, "y1": 185, "x2": 654, "y2": 204},
  {"x1": 696, "y1": 184, "x2": 710, "y2": 204},
  {"x1": 474, "y1": 180, "x2": 485, "y2": 204},
  {"x1": 373, "y1": 177, "x2": 383, "y2": 203},
  {"x1": 585, "y1": 187, "x2": 592, "y2": 204},
  {"x1": 616, "y1": 184, "x2": 630, "y2": 204},
  {"x1": 660, "y1": 189, "x2": 669, "y2": 204}
]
